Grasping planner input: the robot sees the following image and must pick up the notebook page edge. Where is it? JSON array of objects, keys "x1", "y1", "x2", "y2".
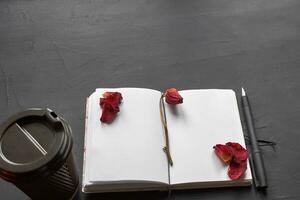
[{"x1": 82, "y1": 93, "x2": 94, "y2": 192}]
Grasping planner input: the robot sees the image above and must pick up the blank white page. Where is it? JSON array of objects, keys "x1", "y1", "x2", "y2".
[
  {"x1": 165, "y1": 89, "x2": 252, "y2": 185},
  {"x1": 84, "y1": 88, "x2": 168, "y2": 185}
]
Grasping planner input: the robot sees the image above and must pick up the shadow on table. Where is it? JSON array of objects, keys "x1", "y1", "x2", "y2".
[
  {"x1": 76, "y1": 190, "x2": 168, "y2": 200},
  {"x1": 74, "y1": 186, "x2": 265, "y2": 200}
]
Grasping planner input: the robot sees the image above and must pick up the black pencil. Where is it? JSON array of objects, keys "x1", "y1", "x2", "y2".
[{"x1": 241, "y1": 87, "x2": 267, "y2": 188}]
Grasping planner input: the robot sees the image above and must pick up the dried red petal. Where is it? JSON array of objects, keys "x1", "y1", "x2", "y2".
[
  {"x1": 228, "y1": 161, "x2": 247, "y2": 180},
  {"x1": 101, "y1": 92, "x2": 122, "y2": 111},
  {"x1": 226, "y1": 142, "x2": 248, "y2": 163},
  {"x1": 103, "y1": 92, "x2": 123, "y2": 104},
  {"x1": 164, "y1": 88, "x2": 183, "y2": 105},
  {"x1": 100, "y1": 92, "x2": 123, "y2": 123},
  {"x1": 100, "y1": 98, "x2": 120, "y2": 112},
  {"x1": 213, "y1": 144, "x2": 233, "y2": 165},
  {"x1": 100, "y1": 103, "x2": 118, "y2": 123}
]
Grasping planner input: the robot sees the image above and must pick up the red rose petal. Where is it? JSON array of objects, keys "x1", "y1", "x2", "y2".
[
  {"x1": 100, "y1": 92, "x2": 123, "y2": 123},
  {"x1": 226, "y1": 142, "x2": 248, "y2": 163},
  {"x1": 165, "y1": 88, "x2": 183, "y2": 105},
  {"x1": 101, "y1": 92, "x2": 122, "y2": 111},
  {"x1": 213, "y1": 144, "x2": 233, "y2": 165},
  {"x1": 228, "y1": 161, "x2": 247, "y2": 180},
  {"x1": 100, "y1": 98, "x2": 120, "y2": 112},
  {"x1": 100, "y1": 103, "x2": 118, "y2": 123},
  {"x1": 103, "y1": 92, "x2": 123, "y2": 105}
]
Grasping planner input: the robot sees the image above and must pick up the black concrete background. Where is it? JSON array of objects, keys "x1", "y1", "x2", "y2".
[{"x1": 1, "y1": 0, "x2": 300, "y2": 199}]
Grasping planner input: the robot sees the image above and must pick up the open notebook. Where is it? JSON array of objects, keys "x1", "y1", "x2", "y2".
[{"x1": 82, "y1": 88, "x2": 252, "y2": 193}]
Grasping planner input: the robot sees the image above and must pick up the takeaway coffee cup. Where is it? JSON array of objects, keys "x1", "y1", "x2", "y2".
[{"x1": 0, "y1": 108, "x2": 78, "y2": 200}]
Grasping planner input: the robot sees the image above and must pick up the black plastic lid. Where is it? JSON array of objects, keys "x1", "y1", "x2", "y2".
[{"x1": 0, "y1": 108, "x2": 73, "y2": 182}]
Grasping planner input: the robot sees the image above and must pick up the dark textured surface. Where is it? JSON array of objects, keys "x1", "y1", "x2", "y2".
[{"x1": 1, "y1": 0, "x2": 300, "y2": 199}]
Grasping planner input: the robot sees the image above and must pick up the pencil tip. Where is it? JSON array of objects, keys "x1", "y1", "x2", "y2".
[{"x1": 242, "y1": 87, "x2": 246, "y2": 96}]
